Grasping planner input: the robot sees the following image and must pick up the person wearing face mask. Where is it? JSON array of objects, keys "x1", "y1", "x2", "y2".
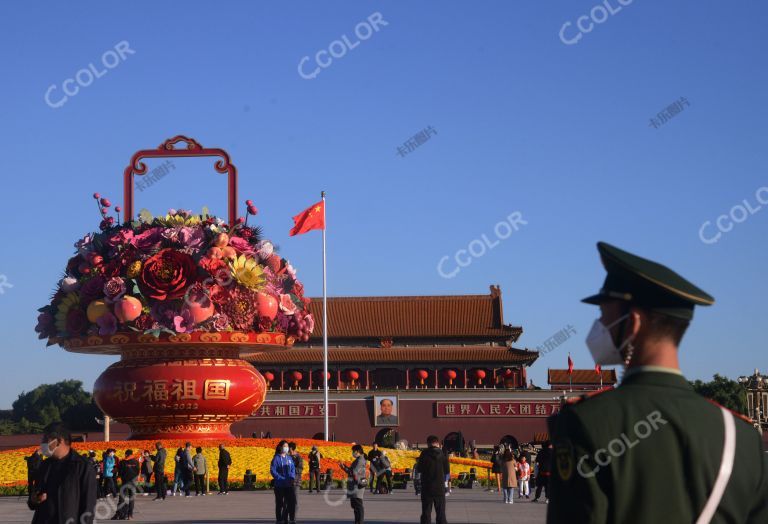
[
  {"x1": 270, "y1": 440, "x2": 296, "y2": 524},
  {"x1": 27, "y1": 423, "x2": 97, "y2": 524},
  {"x1": 547, "y1": 242, "x2": 768, "y2": 524},
  {"x1": 339, "y1": 444, "x2": 367, "y2": 524}
]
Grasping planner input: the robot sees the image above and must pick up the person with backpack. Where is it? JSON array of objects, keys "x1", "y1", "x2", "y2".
[
  {"x1": 376, "y1": 451, "x2": 392, "y2": 494},
  {"x1": 307, "y1": 446, "x2": 322, "y2": 493}
]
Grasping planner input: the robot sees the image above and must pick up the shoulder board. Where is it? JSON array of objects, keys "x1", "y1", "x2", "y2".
[
  {"x1": 565, "y1": 386, "x2": 613, "y2": 406},
  {"x1": 704, "y1": 398, "x2": 754, "y2": 426}
]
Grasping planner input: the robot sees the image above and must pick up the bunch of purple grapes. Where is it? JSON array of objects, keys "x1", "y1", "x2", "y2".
[{"x1": 289, "y1": 312, "x2": 312, "y2": 342}]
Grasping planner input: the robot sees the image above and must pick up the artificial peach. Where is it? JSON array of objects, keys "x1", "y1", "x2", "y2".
[{"x1": 114, "y1": 296, "x2": 142, "y2": 322}]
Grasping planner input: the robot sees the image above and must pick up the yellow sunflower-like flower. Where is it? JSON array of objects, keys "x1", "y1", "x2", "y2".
[
  {"x1": 54, "y1": 293, "x2": 80, "y2": 333},
  {"x1": 229, "y1": 255, "x2": 266, "y2": 290},
  {"x1": 157, "y1": 214, "x2": 201, "y2": 227},
  {"x1": 126, "y1": 260, "x2": 142, "y2": 278}
]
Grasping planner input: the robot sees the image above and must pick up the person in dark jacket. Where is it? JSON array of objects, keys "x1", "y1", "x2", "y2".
[
  {"x1": 416, "y1": 435, "x2": 449, "y2": 524},
  {"x1": 116, "y1": 449, "x2": 140, "y2": 520},
  {"x1": 271, "y1": 440, "x2": 296, "y2": 524},
  {"x1": 180, "y1": 442, "x2": 194, "y2": 497},
  {"x1": 217, "y1": 444, "x2": 232, "y2": 494},
  {"x1": 532, "y1": 441, "x2": 552, "y2": 503},
  {"x1": 150, "y1": 441, "x2": 167, "y2": 500},
  {"x1": 339, "y1": 444, "x2": 367, "y2": 524},
  {"x1": 288, "y1": 442, "x2": 303, "y2": 523},
  {"x1": 28, "y1": 423, "x2": 97, "y2": 524},
  {"x1": 366, "y1": 443, "x2": 382, "y2": 493},
  {"x1": 25, "y1": 449, "x2": 42, "y2": 495},
  {"x1": 307, "y1": 445, "x2": 322, "y2": 493}
]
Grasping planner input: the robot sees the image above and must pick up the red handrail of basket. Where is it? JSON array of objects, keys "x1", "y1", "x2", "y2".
[{"x1": 123, "y1": 135, "x2": 238, "y2": 226}]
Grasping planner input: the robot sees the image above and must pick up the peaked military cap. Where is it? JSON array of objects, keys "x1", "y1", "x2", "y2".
[{"x1": 582, "y1": 242, "x2": 714, "y2": 320}]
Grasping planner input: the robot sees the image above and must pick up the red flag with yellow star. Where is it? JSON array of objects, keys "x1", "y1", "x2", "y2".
[{"x1": 289, "y1": 200, "x2": 325, "y2": 236}]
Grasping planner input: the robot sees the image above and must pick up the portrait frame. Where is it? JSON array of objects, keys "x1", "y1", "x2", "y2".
[{"x1": 373, "y1": 394, "x2": 399, "y2": 426}]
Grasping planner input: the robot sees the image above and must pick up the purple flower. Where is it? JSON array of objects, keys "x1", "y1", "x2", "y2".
[
  {"x1": 131, "y1": 227, "x2": 164, "y2": 251},
  {"x1": 103, "y1": 277, "x2": 126, "y2": 303},
  {"x1": 173, "y1": 308, "x2": 194, "y2": 333},
  {"x1": 96, "y1": 312, "x2": 118, "y2": 336},
  {"x1": 150, "y1": 301, "x2": 177, "y2": 329},
  {"x1": 75, "y1": 234, "x2": 94, "y2": 256},
  {"x1": 80, "y1": 276, "x2": 106, "y2": 306},
  {"x1": 212, "y1": 313, "x2": 230, "y2": 331}
]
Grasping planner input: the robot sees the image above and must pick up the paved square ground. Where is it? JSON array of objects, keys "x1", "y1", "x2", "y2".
[{"x1": 0, "y1": 489, "x2": 547, "y2": 523}]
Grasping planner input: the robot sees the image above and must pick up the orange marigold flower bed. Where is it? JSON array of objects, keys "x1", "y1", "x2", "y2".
[{"x1": 0, "y1": 438, "x2": 491, "y2": 487}]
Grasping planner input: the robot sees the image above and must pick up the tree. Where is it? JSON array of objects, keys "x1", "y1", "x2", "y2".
[
  {"x1": 9, "y1": 380, "x2": 101, "y2": 434},
  {"x1": 690, "y1": 374, "x2": 747, "y2": 415}
]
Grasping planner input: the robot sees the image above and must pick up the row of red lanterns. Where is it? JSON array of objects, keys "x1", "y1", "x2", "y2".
[{"x1": 263, "y1": 368, "x2": 517, "y2": 387}]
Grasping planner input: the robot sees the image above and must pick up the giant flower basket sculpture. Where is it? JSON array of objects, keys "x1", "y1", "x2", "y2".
[{"x1": 35, "y1": 136, "x2": 314, "y2": 440}]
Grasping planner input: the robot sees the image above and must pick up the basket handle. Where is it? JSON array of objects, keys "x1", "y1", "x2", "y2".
[{"x1": 122, "y1": 135, "x2": 238, "y2": 226}]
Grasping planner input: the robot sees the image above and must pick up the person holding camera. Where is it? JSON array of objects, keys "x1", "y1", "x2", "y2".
[{"x1": 339, "y1": 444, "x2": 367, "y2": 524}]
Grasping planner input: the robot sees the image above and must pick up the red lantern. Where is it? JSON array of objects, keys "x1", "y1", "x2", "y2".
[
  {"x1": 504, "y1": 368, "x2": 514, "y2": 377},
  {"x1": 417, "y1": 369, "x2": 429, "y2": 385},
  {"x1": 263, "y1": 371, "x2": 275, "y2": 386},
  {"x1": 347, "y1": 370, "x2": 359, "y2": 386},
  {"x1": 474, "y1": 369, "x2": 486, "y2": 384},
  {"x1": 291, "y1": 371, "x2": 303, "y2": 388},
  {"x1": 444, "y1": 369, "x2": 457, "y2": 386}
]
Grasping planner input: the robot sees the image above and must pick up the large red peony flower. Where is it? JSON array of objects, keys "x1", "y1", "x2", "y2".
[{"x1": 137, "y1": 248, "x2": 197, "y2": 300}]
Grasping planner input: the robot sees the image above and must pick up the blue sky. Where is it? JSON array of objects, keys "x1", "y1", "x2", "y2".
[{"x1": 0, "y1": 1, "x2": 766, "y2": 408}]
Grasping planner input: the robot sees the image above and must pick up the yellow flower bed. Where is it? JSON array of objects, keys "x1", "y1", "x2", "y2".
[{"x1": 0, "y1": 439, "x2": 490, "y2": 487}]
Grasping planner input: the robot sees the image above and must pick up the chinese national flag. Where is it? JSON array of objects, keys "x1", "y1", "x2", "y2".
[
  {"x1": 567, "y1": 355, "x2": 574, "y2": 375},
  {"x1": 595, "y1": 364, "x2": 602, "y2": 375},
  {"x1": 289, "y1": 200, "x2": 325, "y2": 236}
]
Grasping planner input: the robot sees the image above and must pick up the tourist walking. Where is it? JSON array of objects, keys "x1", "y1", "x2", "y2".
[
  {"x1": 416, "y1": 435, "x2": 449, "y2": 524},
  {"x1": 192, "y1": 447, "x2": 207, "y2": 496},
  {"x1": 288, "y1": 442, "x2": 303, "y2": 522},
  {"x1": 217, "y1": 444, "x2": 232, "y2": 494},
  {"x1": 339, "y1": 444, "x2": 367, "y2": 524},
  {"x1": 116, "y1": 449, "x2": 140, "y2": 520},
  {"x1": 271, "y1": 440, "x2": 296, "y2": 524},
  {"x1": 103, "y1": 449, "x2": 118, "y2": 498},
  {"x1": 490, "y1": 445, "x2": 502, "y2": 493},
  {"x1": 366, "y1": 443, "x2": 382, "y2": 493},
  {"x1": 532, "y1": 441, "x2": 551, "y2": 503},
  {"x1": 307, "y1": 445, "x2": 322, "y2": 492},
  {"x1": 501, "y1": 449, "x2": 517, "y2": 504},
  {"x1": 376, "y1": 451, "x2": 392, "y2": 494},
  {"x1": 27, "y1": 423, "x2": 97, "y2": 524},
  {"x1": 151, "y1": 441, "x2": 167, "y2": 500},
  {"x1": 140, "y1": 450, "x2": 153, "y2": 496},
  {"x1": 171, "y1": 447, "x2": 184, "y2": 496},
  {"x1": 180, "y1": 442, "x2": 194, "y2": 497}
]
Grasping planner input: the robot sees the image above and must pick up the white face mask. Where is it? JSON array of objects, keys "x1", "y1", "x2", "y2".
[
  {"x1": 585, "y1": 314, "x2": 633, "y2": 366},
  {"x1": 281, "y1": 446, "x2": 289, "y2": 454},
  {"x1": 40, "y1": 440, "x2": 57, "y2": 458}
]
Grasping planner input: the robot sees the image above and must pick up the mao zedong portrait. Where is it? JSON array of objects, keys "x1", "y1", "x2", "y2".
[{"x1": 376, "y1": 397, "x2": 398, "y2": 425}]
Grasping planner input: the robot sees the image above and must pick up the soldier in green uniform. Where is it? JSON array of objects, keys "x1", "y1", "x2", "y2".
[{"x1": 547, "y1": 242, "x2": 768, "y2": 524}]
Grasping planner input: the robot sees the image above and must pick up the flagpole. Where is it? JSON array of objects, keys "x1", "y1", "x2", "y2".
[
  {"x1": 321, "y1": 191, "x2": 329, "y2": 441},
  {"x1": 568, "y1": 353, "x2": 572, "y2": 393}
]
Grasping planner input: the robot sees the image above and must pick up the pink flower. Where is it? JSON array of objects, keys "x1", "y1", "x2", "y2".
[
  {"x1": 229, "y1": 236, "x2": 255, "y2": 256},
  {"x1": 107, "y1": 229, "x2": 134, "y2": 248},
  {"x1": 173, "y1": 308, "x2": 194, "y2": 333},
  {"x1": 279, "y1": 294, "x2": 297, "y2": 315},
  {"x1": 212, "y1": 314, "x2": 230, "y2": 331},
  {"x1": 96, "y1": 312, "x2": 117, "y2": 336}
]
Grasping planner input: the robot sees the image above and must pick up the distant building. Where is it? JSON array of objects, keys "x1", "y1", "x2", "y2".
[
  {"x1": 548, "y1": 369, "x2": 617, "y2": 391},
  {"x1": 234, "y1": 286, "x2": 572, "y2": 446}
]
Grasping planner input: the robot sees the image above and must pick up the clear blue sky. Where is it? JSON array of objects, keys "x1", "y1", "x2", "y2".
[{"x1": 0, "y1": 1, "x2": 766, "y2": 408}]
